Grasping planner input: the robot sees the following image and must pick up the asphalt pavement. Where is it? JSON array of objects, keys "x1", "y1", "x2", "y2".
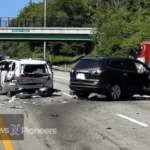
[{"x1": 0, "y1": 71, "x2": 149, "y2": 150}]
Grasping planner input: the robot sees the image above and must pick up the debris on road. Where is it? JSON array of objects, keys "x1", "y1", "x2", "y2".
[
  {"x1": 69, "y1": 99, "x2": 80, "y2": 103},
  {"x1": 15, "y1": 93, "x2": 32, "y2": 99},
  {"x1": 106, "y1": 127, "x2": 112, "y2": 130},
  {"x1": 3, "y1": 98, "x2": 9, "y2": 101},
  {"x1": 23, "y1": 102, "x2": 29, "y2": 104},
  {"x1": 12, "y1": 95, "x2": 17, "y2": 99},
  {"x1": 62, "y1": 101, "x2": 67, "y2": 104},
  {"x1": 8, "y1": 98, "x2": 15, "y2": 103},
  {"x1": 10, "y1": 106, "x2": 24, "y2": 109},
  {"x1": 32, "y1": 95, "x2": 41, "y2": 98},
  {"x1": 0, "y1": 102, "x2": 6, "y2": 106},
  {"x1": 134, "y1": 95, "x2": 150, "y2": 99},
  {"x1": 51, "y1": 114, "x2": 59, "y2": 117},
  {"x1": 8, "y1": 95, "x2": 20, "y2": 103},
  {"x1": 36, "y1": 103, "x2": 42, "y2": 106}
]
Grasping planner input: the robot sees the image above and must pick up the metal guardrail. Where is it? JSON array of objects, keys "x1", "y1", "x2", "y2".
[{"x1": 0, "y1": 17, "x2": 93, "y2": 27}]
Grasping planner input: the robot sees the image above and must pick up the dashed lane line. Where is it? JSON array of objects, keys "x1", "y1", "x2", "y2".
[{"x1": 116, "y1": 114, "x2": 149, "y2": 127}]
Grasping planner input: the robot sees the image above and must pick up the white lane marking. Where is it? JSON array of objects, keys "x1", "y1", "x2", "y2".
[
  {"x1": 116, "y1": 114, "x2": 149, "y2": 127},
  {"x1": 63, "y1": 92, "x2": 73, "y2": 97},
  {"x1": 54, "y1": 76, "x2": 69, "y2": 81}
]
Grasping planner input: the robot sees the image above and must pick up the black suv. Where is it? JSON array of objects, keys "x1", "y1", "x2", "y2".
[{"x1": 69, "y1": 57, "x2": 150, "y2": 100}]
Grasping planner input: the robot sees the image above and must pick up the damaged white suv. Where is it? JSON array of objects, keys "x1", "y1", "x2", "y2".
[{"x1": 0, "y1": 59, "x2": 53, "y2": 97}]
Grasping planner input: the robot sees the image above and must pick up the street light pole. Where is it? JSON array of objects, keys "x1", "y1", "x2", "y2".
[{"x1": 43, "y1": 0, "x2": 47, "y2": 59}]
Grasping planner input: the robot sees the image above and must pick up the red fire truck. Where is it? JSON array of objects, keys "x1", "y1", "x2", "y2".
[{"x1": 139, "y1": 41, "x2": 150, "y2": 66}]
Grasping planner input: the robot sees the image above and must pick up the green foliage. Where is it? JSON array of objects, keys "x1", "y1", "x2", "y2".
[
  {"x1": 59, "y1": 42, "x2": 85, "y2": 56},
  {"x1": 93, "y1": 0, "x2": 150, "y2": 58},
  {"x1": 0, "y1": 0, "x2": 96, "y2": 59},
  {"x1": 49, "y1": 55, "x2": 77, "y2": 65},
  {"x1": 2, "y1": 0, "x2": 150, "y2": 59},
  {"x1": 32, "y1": 52, "x2": 44, "y2": 59}
]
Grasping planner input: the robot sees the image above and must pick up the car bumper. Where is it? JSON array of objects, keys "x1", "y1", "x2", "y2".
[
  {"x1": 3, "y1": 80, "x2": 53, "y2": 92},
  {"x1": 69, "y1": 80, "x2": 109, "y2": 94}
]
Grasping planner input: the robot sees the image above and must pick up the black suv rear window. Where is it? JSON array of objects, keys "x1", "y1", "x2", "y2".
[{"x1": 75, "y1": 59, "x2": 101, "y2": 69}]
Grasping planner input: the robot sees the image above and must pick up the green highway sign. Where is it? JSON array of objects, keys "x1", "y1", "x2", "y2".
[{"x1": 12, "y1": 29, "x2": 30, "y2": 33}]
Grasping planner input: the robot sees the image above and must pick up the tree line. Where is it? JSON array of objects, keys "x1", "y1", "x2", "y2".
[
  {"x1": 93, "y1": 0, "x2": 150, "y2": 58},
  {"x1": 0, "y1": 0, "x2": 150, "y2": 59},
  {"x1": 0, "y1": 0, "x2": 96, "y2": 58}
]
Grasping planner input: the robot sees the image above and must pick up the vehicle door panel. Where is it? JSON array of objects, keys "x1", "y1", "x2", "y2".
[
  {"x1": 0, "y1": 61, "x2": 12, "y2": 90},
  {"x1": 0, "y1": 61, "x2": 5, "y2": 88},
  {"x1": 119, "y1": 60, "x2": 139, "y2": 93},
  {"x1": 0, "y1": 61, "x2": 7, "y2": 90},
  {"x1": 105, "y1": 60, "x2": 123, "y2": 85},
  {"x1": 5, "y1": 62, "x2": 15, "y2": 82},
  {"x1": 134, "y1": 60, "x2": 150, "y2": 88},
  {"x1": 121, "y1": 70, "x2": 138, "y2": 92}
]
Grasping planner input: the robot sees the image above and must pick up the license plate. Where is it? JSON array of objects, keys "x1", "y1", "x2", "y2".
[{"x1": 76, "y1": 73, "x2": 85, "y2": 80}]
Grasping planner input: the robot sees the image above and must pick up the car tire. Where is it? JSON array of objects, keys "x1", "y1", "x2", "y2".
[
  {"x1": 15, "y1": 93, "x2": 32, "y2": 99},
  {"x1": 0, "y1": 86, "x2": 7, "y2": 95},
  {"x1": 0, "y1": 87, "x2": 4, "y2": 95},
  {"x1": 75, "y1": 91, "x2": 90, "y2": 99},
  {"x1": 47, "y1": 89, "x2": 54, "y2": 96},
  {"x1": 7, "y1": 91, "x2": 16, "y2": 97},
  {"x1": 40, "y1": 88, "x2": 54, "y2": 97},
  {"x1": 107, "y1": 84, "x2": 122, "y2": 100}
]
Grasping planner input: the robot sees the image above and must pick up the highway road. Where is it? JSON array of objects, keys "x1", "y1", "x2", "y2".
[{"x1": 0, "y1": 71, "x2": 150, "y2": 150}]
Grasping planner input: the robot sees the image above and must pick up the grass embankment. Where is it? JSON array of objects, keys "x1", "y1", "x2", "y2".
[
  {"x1": 32, "y1": 53, "x2": 80, "y2": 68},
  {"x1": 50, "y1": 56, "x2": 78, "y2": 69},
  {"x1": 50, "y1": 55, "x2": 77, "y2": 65}
]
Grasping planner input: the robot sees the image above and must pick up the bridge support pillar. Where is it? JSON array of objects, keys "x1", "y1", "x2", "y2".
[{"x1": 85, "y1": 41, "x2": 94, "y2": 55}]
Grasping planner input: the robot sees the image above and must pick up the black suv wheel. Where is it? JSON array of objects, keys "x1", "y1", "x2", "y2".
[
  {"x1": 75, "y1": 91, "x2": 90, "y2": 99},
  {"x1": 107, "y1": 84, "x2": 122, "y2": 100}
]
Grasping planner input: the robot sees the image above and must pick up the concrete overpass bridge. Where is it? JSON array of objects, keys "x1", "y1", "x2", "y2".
[
  {"x1": 0, "y1": 17, "x2": 94, "y2": 41},
  {"x1": 0, "y1": 27, "x2": 94, "y2": 41}
]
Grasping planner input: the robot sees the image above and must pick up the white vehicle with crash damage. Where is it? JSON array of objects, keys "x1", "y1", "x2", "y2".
[{"x1": 0, "y1": 59, "x2": 53, "y2": 97}]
